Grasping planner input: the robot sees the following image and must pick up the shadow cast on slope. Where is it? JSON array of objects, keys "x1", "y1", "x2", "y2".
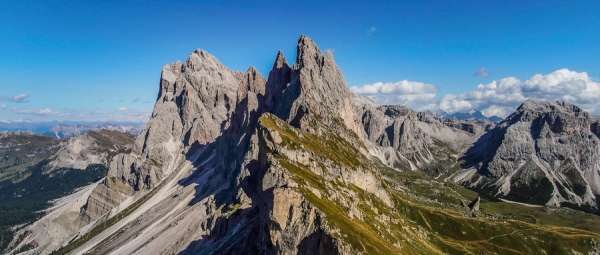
[
  {"x1": 460, "y1": 125, "x2": 507, "y2": 176},
  {"x1": 176, "y1": 92, "x2": 281, "y2": 253}
]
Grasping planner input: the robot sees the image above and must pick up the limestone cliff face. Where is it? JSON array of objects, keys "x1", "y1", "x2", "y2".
[
  {"x1": 353, "y1": 99, "x2": 480, "y2": 172},
  {"x1": 454, "y1": 100, "x2": 600, "y2": 211},
  {"x1": 70, "y1": 36, "x2": 362, "y2": 254},
  {"x1": 268, "y1": 36, "x2": 360, "y2": 136},
  {"x1": 131, "y1": 49, "x2": 248, "y2": 187},
  {"x1": 79, "y1": 50, "x2": 267, "y2": 224}
]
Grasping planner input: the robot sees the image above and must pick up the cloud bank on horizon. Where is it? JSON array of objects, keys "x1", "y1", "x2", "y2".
[
  {"x1": 352, "y1": 68, "x2": 600, "y2": 118},
  {"x1": 0, "y1": 92, "x2": 152, "y2": 123},
  {"x1": 0, "y1": 103, "x2": 150, "y2": 123}
]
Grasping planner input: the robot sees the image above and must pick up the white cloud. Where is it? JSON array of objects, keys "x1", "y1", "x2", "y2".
[
  {"x1": 474, "y1": 67, "x2": 490, "y2": 77},
  {"x1": 4, "y1": 105, "x2": 151, "y2": 122},
  {"x1": 351, "y1": 80, "x2": 438, "y2": 111},
  {"x1": 58, "y1": 108, "x2": 150, "y2": 122},
  {"x1": 439, "y1": 95, "x2": 472, "y2": 113},
  {"x1": 0, "y1": 93, "x2": 30, "y2": 103},
  {"x1": 12, "y1": 107, "x2": 58, "y2": 116},
  {"x1": 12, "y1": 94, "x2": 29, "y2": 103},
  {"x1": 481, "y1": 105, "x2": 512, "y2": 118},
  {"x1": 353, "y1": 68, "x2": 600, "y2": 118},
  {"x1": 441, "y1": 69, "x2": 600, "y2": 117}
]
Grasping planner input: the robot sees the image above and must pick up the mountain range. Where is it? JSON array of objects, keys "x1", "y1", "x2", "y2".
[
  {"x1": 442, "y1": 110, "x2": 503, "y2": 123},
  {"x1": 0, "y1": 130, "x2": 134, "y2": 252},
  {"x1": 0, "y1": 121, "x2": 144, "y2": 139},
  {"x1": 5, "y1": 36, "x2": 600, "y2": 254}
]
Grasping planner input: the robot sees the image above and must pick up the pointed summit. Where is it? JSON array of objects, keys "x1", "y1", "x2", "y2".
[
  {"x1": 297, "y1": 34, "x2": 318, "y2": 50},
  {"x1": 296, "y1": 35, "x2": 322, "y2": 68},
  {"x1": 245, "y1": 65, "x2": 264, "y2": 82},
  {"x1": 240, "y1": 66, "x2": 266, "y2": 96},
  {"x1": 191, "y1": 48, "x2": 219, "y2": 62},
  {"x1": 187, "y1": 48, "x2": 227, "y2": 72},
  {"x1": 507, "y1": 100, "x2": 590, "y2": 124},
  {"x1": 265, "y1": 51, "x2": 292, "y2": 111},
  {"x1": 246, "y1": 65, "x2": 258, "y2": 73},
  {"x1": 264, "y1": 35, "x2": 360, "y2": 135},
  {"x1": 274, "y1": 50, "x2": 288, "y2": 69}
]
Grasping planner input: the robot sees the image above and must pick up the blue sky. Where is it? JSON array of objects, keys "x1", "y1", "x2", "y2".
[{"x1": 1, "y1": 0, "x2": 600, "y2": 121}]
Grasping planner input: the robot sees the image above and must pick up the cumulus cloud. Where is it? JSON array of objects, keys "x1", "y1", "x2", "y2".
[
  {"x1": 440, "y1": 69, "x2": 600, "y2": 117},
  {"x1": 0, "y1": 93, "x2": 30, "y2": 103},
  {"x1": 118, "y1": 107, "x2": 129, "y2": 112},
  {"x1": 474, "y1": 67, "x2": 490, "y2": 77},
  {"x1": 351, "y1": 80, "x2": 438, "y2": 111},
  {"x1": 353, "y1": 69, "x2": 600, "y2": 118},
  {"x1": 12, "y1": 94, "x2": 29, "y2": 103}
]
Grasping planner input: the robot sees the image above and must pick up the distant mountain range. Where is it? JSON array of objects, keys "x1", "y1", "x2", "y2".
[
  {"x1": 0, "y1": 121, "x2": 144, "y2": 138},
  {"x1": 0, "y1": 130, "x2": 134, "y2": 252},
  {"x1": 442, "y1": 110, "x2": 503, "y2": 122}
]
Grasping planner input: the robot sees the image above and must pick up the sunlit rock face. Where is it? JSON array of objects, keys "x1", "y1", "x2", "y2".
[{"x1": 456, "y1": 100, "x2": 600, "y2": 211}]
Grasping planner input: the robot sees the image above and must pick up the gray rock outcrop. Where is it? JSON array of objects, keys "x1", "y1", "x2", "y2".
[
  {"x1": 467, "y1": 196, "x2": 480, "y2": 217},
  {"x1": 353, "y1": 98, "x2": 482, "y2": 174},
  {"x1": 71, "y1": 35, "x2": 364, "y2": 254},
  {"x1": 46, "y1": 130, "x2": 133, "y2": 173},
  {"x1": 455, "y1": 100, "x2": 600, "y2": 211}
]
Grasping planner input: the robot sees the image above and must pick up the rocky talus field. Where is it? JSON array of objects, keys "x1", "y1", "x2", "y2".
[{"x1": 6, "y1": 36, "x2": 600, "y2": 254}]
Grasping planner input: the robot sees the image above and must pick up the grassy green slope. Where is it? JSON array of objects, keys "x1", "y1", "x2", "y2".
[
  {"x1": 260, "y1": 114, "x2": 600, "y2": 255},
  {"x1": 0, "y1": 133, "x2": 58, "y2": 182}
]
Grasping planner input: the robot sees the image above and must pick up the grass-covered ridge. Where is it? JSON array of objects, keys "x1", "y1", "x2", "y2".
[
  {"x1": 259, "y1": 114, "x2": 600, "y2": 254},
  {"x1": 259, "y1": 114, "x2": 365, "y2": 168}
]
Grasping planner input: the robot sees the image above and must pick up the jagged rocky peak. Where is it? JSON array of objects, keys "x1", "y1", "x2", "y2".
[
  {"x1": 79, "y1": 49, "x2": 268, "y2": 224},
  {"x1": 235, "y1": 66, "x2": 266, "y2": 102},
  {"x1": 354, "y1": 97, "x2": 480, "y2": 171},
  {"x1": 267, "y1": 35, "x2": 360, "y2": 135},
  {"x1": 144, "y1": 50, "x2": 229, "y2": 156},
  {"x1": 264, "y1": 51, "x2": 290, "y2": 111},
  {"x1": 138, "y1": 48, "x2": 249, "y2": 171},
  {"x1": 296, "y1": 35, "x2": 331, "y2": 69},
  {"x1": 508, "y1": 100, "x2": 591, "y2": 126},
  {"x1": 379, "y1": 105, "x2": 414, "y2": 118},
  {"x1": 455, "y1": 99, "x2": 600, "y2": 211},
  {"x1": 294, "y1": 35, "x2": 354, "y2": 119},
  {"x1": 275, "y1": 50, "x2": 288, "y2": 68}
]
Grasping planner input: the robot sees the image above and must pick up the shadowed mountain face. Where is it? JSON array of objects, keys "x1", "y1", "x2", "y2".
[{"x1": 9, "y1": 37, "x2": 600, "y2": 255}]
